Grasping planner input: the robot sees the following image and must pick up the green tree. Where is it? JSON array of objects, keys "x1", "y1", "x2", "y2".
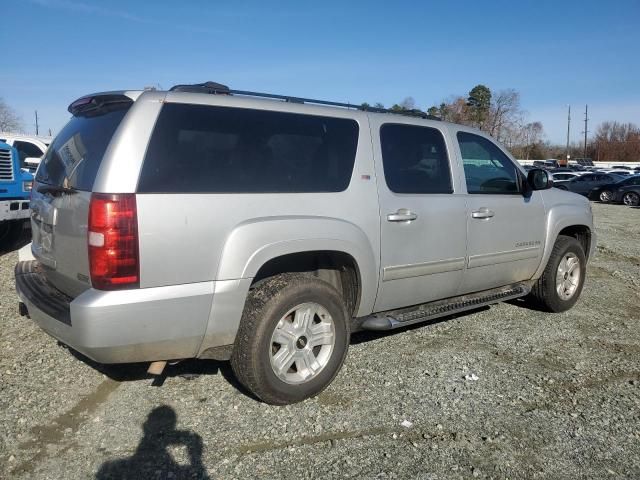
[
  {"x1": 427, "y1": 106, "x2": 439, "y2": 117},
  {"x1": 467, "y1": 84, "x2": 492, "y2": 128}
]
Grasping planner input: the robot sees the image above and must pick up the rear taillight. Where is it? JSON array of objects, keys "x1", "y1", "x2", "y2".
[{"x1": 88, "y1": 193, "x2": 139, "y2": 290}]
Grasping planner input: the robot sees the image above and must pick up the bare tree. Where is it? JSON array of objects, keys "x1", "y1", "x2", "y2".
[
  {"x1": 487, "y1": 89, "x2": 523, "y2": 143},
  {"x1": 592, "y1": 121, "x2": 640, "y2": 162},
  {"x1": 0, "y1": 98, "x2": 22, "y2": 132}
]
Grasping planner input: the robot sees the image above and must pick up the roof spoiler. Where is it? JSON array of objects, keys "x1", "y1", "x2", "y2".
[{"x1": 68, "y1": 93, "x2": 135, "y2": 116}]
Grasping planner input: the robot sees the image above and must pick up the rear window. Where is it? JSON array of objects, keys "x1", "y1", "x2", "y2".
[
  {"x1": 137, "y1": 104, "x2": 359, "y2": 193},
  {"x1": 35, "y1": 104, "x2": 130, "y2": 190}
]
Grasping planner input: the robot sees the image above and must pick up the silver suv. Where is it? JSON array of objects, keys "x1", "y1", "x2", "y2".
[{"x1": 16, "y1": 82, "x2": 596, "y2": 404}]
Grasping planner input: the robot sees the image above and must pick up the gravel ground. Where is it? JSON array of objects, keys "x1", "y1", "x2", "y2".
[{"x1": 1, "y1": 203, "x2": 639, "y2": 479}]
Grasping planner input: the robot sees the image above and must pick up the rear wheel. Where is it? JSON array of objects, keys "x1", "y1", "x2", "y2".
[
  {"x1": 529, "y1": 235, "x2": 586, "y2": 312},
  {"x1": 598, "y1": 190, "x2": 613, "y2": 202},
  {"x1": 623, "y1": 192, "x2": 640, "y2": 206},
  {"x1": 231, "y1": 273, "x2": 350, "y2": 405}
]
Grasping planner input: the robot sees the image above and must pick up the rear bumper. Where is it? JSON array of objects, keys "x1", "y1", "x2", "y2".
[
  {"x1": 15, "y1": 260, "x2": 215, "y2": 363},
  {"x1": 0, "y1": 199, "x2": 30, "y2": 221}
]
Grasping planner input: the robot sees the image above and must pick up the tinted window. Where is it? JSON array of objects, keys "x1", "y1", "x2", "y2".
[
  {"x1": 457, "y1": 132, "x2": 519, "y2": 194},
  {"x1": 379, "y1": 124, "x2": 452, "y2": 194},
  {"x1": 138, "y1": 104, "x2": 359, "y2": 193},
  {"x1": 36, "y1": 104, "x2": 130, "y2": 190}
]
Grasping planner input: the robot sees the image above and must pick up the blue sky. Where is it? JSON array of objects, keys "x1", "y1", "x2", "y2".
[{"x1": 3, "y1": 0, "x2": 639, "y2": 144}]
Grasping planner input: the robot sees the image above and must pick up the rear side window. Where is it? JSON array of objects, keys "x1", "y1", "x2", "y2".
[
  {"x1": 380, "y1": 124, "x2": 452, "y2": 194},
  {"x1": 36, "y1": 105, "x2": 130, "y2": 190},
  {"x1": 138, "y1": 104, "x2": 359, "y2": 193},
  {"x1": 457, "y1": 132, "x2": 520, "y2": 194}
]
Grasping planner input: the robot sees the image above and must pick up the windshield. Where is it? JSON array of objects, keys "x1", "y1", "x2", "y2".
[{"x1": 35, "y1": 104, "x2": 130, "y2": 190}]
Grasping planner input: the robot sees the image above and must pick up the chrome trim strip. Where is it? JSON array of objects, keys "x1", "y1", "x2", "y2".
[
  {"x1": 383, "y1": 257, "x2": 465, "y2": 281},
  {"x1": 467, "y1": 246, "x2": 540, "y2": 268}
]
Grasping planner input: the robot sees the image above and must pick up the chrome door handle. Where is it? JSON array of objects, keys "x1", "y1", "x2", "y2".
[
  {"x1": 471, "y1": 208, "x2": 495, "y2": 219},
  {"x1": 387, "y1": 209, "x2": 418, "y2": 222}
]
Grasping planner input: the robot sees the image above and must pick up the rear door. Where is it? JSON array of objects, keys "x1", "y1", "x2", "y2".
[
  {"x1": 372, "y1": 119, "x2": 467, "y2": 312},
  {"x1": 31, "y1": 100, "x2": 132, "y2": 297},
  {"x1": 455, "y1": 131, "x2": 546, "y2": 293}
]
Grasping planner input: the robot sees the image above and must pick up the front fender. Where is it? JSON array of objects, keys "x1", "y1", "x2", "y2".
[{"x1": 533, "y1": 194, "x2": 595, "y2": 279}]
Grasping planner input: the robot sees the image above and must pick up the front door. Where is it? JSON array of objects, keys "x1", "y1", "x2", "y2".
[
  {"x1": 454, "y1": 131, "x2": 546, "y2": 293},
  {"x1": 373, "y1": 120, "x2": 467, "y2": 312}
]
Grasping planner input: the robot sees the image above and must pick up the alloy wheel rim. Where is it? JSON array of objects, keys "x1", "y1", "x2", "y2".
[
  {"x1": 600, "y1": 191, "x2": 611, "y2": 202},
  {"x1": 623, "y1": 193, "x2": 639, "y2": 206},
  {"x1": 555, "y1": 252, "x2": 581, "y2": 300},
  {"x1": 269, "y1": 302, "x2": 336, "y2": 385}
]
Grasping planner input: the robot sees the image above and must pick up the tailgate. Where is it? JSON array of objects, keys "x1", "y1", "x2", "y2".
[{"x1": 31, "y1": 98, "x2": 132, "y2": 297}]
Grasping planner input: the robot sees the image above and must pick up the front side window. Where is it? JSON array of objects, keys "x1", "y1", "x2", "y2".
[
  {"x1": 457, "y1": 132, "x2": 520, "y2": 194},
  {"x1": 380, "y1": 124, "x2": 452, "y2": 194},
  {"x1": 138, "y1": 104, "x2": 359, "y2": 193}
]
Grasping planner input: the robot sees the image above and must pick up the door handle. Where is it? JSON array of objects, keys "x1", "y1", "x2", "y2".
[
  {"x1": 471, "y1": 208, "x2": 495, "y2": 219},
  {"x1": 387, "y1": 209, "x2": 418, "y2": 222}
]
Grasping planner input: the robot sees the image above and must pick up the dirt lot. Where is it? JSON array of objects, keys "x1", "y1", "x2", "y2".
[{"x1": 1, "y1": 202, "x2": 639, "y2": 479}]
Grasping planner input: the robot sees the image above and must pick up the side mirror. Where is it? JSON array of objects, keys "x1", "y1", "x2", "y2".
[{"x1": 527, "y1": 168, "x2": 553, "y2": 191}]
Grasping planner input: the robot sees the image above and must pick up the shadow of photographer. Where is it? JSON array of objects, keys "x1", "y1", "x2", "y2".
[{"x1": 96, "y1": 405, "x2": 210, "y2": 480}]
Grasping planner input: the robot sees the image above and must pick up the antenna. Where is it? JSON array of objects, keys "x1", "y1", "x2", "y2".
[{"x1": 34, "y1": 110, "x2": 39, "y2": 135}]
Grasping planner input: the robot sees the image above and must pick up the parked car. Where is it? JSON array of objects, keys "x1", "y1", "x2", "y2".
[
  {"x1": 602, "y1": 169, "x2": 632, "y2": 176},
  {"x1": 15, "y1": 82, "x2": 596, "y2": 405},
  {"x1": 553, "y1": 173, "x2": 624, "y2": 196},
  {"x1": 589, "y1": 175, "x2": 640, "y2": 202},
  {"x1": 0, "y1": 142, "x2": 33, "y2": 248},
  {"x1": 0, "y1": 134, "x2": 51, "y2": 173}
]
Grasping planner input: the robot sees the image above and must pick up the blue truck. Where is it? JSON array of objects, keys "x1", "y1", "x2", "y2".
[{"x1": 0, "y1": 141, "x2": 33, "y2": 249}]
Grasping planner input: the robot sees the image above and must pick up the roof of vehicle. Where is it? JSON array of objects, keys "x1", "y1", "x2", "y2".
[
  {"x1": 0, "y1": 133, "x2": 52, "y2": 144},
  {"x1": 68, "y1": 82, "x2": 449, "y2": 124}
]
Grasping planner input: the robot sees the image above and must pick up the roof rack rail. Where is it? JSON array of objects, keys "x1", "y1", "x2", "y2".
[{"x1": 168, "y1": 81, "x2": 440, "y2": 120}]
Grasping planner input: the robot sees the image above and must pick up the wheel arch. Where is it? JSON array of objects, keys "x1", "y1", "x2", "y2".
[{"x1": 532, "y1": 202, "x2": 595, "y2": 280}]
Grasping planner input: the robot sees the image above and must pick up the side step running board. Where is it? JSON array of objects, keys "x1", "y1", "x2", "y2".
[{"x1": 360, "y1": 283, "x2": 530, "y2": 331}]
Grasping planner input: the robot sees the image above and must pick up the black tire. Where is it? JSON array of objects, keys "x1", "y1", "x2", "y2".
[
  {"x1": 623, "y1": 192, "x2": 640, "y2": 207},
  {"x1": 231, "y1": 273, "x2": 350, "y2": 405},
  {"x1": 529, "y1": 235, "x2": 586, "y2": 312},
  {"x1": 0, "y1": 221, "x2": 24, "y2": 251}
]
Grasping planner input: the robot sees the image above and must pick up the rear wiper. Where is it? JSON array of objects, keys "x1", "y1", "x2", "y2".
[{"x1": 37, "y1": 185, "x2": 78, "y2": 196}]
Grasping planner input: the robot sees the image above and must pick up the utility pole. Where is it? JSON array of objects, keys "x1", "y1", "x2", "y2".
[
  {"x1": 565, "y1": 105, "x2": 571, "y2": 165},
  {"x1": 582, "y1": 104, "x2": 589, "y2": 160},
  {"x1": 34, "y1": 110, "x2": 39, "y2": 135}
]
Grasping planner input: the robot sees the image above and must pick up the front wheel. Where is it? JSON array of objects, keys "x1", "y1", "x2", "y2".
[
  {"x1": 623, "y1": 192, "x2": 640, "y2": 206},
  {"x1": 528, "y1": 235, "x2": 586, "y2": 312},
  {"x1": 231, "y1": 273, "x2": 350, "y2": 405}
]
